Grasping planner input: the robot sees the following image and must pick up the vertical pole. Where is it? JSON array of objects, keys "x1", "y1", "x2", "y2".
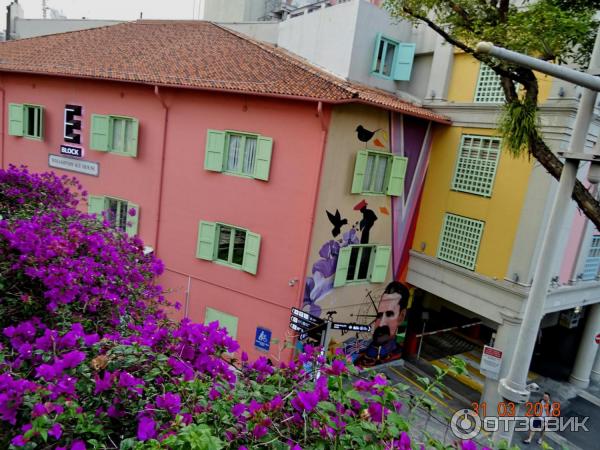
[
  {"x1": 496, "y1": 28, "x2": 600, "y2": 445},
  {"x1": 417, "y1": 320, "x2": 426, "y2": 360}
]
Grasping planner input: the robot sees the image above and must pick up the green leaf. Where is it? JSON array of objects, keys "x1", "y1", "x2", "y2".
[{"x1": 317, "y1": 401, "x2": 337, "y2": 413}]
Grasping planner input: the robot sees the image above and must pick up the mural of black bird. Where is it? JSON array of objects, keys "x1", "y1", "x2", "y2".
[
  {"x1": 355, "y1": 125, "x2": 380, "y2": 144},
  {"x1": 326, "y1": 209, "x2": 348, "y2": 237}
]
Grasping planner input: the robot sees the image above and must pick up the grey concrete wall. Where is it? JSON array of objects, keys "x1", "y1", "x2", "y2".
[
  {"x1": 222, "y1": 21, "x2": 280, "y2": 44},
  {"x1": 14, "y1": 18, "x2": 121, "y2": 39}
]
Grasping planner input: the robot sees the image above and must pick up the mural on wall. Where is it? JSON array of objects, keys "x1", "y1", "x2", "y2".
[
  {"x1": 355, "y1": 125, "x2": 388, "y2": 148},
  {"x1": 354, "y1": 281, "x2": 409, "y2": 367},
  {"x1": 303, "y1": 199, "x2": 378, "y2": 316}
]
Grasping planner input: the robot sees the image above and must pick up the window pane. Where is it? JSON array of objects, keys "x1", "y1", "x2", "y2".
[
  {"x1": 373, "y1": 156, "x2": 388, "y2": 193},
  {"x1": 117, "y1": 200, "x2": 128, "y2": 232},
  {"x1": 363, "y1": 155, "x2": 375, "y2": 191},
  {"x1": 25, "y1": 106, "x2": 39, "y2": 137},
  {"x1": 357, "y1": 246, "x2": 372, "y2": 280},
  {"x1": 106, "y1": 198, "x2": 118, "y2": 229},
  {"x1": 243, "y1": 137, "x2": 257, "y2": 175},
  {"x1": 124, "y1": 119, "x2": 134, "y2": 151},
  {"x1": 226, "y1": 135, "x2": 242, "y2": 172},
  {"x1": 376, "y1": 41, "x2": 385, "y2": 74},
  {"x1": 217, "y1": 227, "x2": 231, "y2": 261},
  {"x1": 383, "y1": 41, "x2": 396, "y2": 77},
  {"x1": 112, "y1": 119, "x2": 125, "y2": 151},
  {"x1": 232, "y1": 229, "x2": 246, "y2": 265},
  {"x1": 347, "y1": 247, "x2": 360, "y2": 281}
]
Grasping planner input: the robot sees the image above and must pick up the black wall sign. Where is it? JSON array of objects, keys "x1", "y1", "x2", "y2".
[
  {"x1": 64, "y1": 104, "x2": 82, "y2": 145},
  {"x1": 60, "y1": 145, "x2": 83, "y2": 158}
]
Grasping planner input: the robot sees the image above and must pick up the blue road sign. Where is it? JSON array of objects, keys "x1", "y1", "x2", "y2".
[{"x1": 255, "y1": 327, "x2": 272, "y2": 352}]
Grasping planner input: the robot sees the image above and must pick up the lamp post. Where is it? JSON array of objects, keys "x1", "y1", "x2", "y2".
[{"x1": 476, "y1": 31, "x2": 600, "y2": 444}]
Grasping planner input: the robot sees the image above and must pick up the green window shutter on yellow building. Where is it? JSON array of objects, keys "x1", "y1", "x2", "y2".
[
  {"x1": 334, "y1": 246, "x2": 352, "y2": 287},
  {"x1": 242, "y1": 231, "x2": 261, "y2": 275},
  {"x1": 351, "y1": 151, "x2": 368, "y2": 193},
  {"x1": 196, "y1": 221, "x2": 217, "y2": 260},
  {"x1": 125, "y1": 201, "x2": 139, "y2": 236},
  {"x1": 90, "y1": 114, "x2": 110, "y2": 151},
  {"x1": 204, "y1": 130, "x2": 226, "y2": 172},
  {"x1": 387, "y1": 156, "x2": 408, "y2": 196},
  {"x1": 8, "y1": 103, "x2": 24, "y2": 136},
  {"x1": 370, "y1": 245, "x2": 391, "y2": 283},
  {"x1": 87, "y1": 195, "x2": 106, "y2": 220},
  {"x1": 253, "y1": 136, "x2": 273, "y2": 181}
]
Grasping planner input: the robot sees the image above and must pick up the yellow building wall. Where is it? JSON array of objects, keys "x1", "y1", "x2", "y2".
[
  {"x1": 412, "y1": 126, "x2": 534, "y2": 279},
  {"x1": 447, "y1": 53, "x2": 554, "y2": 104}
]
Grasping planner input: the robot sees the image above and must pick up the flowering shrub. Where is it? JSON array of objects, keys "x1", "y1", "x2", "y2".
[{"x1": 0, "y1": 166, "x2": 493, "y2": 450}]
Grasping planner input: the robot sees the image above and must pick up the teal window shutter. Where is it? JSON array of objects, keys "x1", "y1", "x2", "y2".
[
  {"x1": 87, "y1": 195, "x2": 106, "y2": 220},
  {"x1": 371, "y1": 33, "x2": 384, "y2": 73},
  {"x1": 334, "y1": 246, "x2": 352, "y2": 287},
  {"x1": 386, "y1": 156, "x2": 408, "y2": 196},
  {"x1": 253, "y1": 136, "x2": 273, "y2": 181},
  {"x1": 204, "y1": 130, "x2": 226, "y2": 172},
  {"x1": 90, "y1": 114, "x2": 110, "y2": 151},
  {"x1": 393, "y1": 43, "x2": 416, "y2": 81},
  {"x1": 370, "y1": 245, "x2": 391, "y2": 283},
  {"x1": 351, "y1": 151, "x2": 368, "y2": 193},
  {"x1": 125, "y1": 201, "x2": 139, "y2": 236},
  {"x1": 123, "y1": 118, "x2": 139, "y2": 157},
  {"x1": 196, "y1": 221, "x2": 217, "y2": 260},
  {"x1": 242, "y1": 231, "x2": 261, "y2": 275},
  {"x1": 8, "y1": 103, "x2": 24, "y2": 136}
]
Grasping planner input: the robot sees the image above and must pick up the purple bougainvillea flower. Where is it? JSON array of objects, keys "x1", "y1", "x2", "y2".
[
  {"x1": 232, "y1": 403, "x2": 246, "y2": 417},
  {"x1": 460, "y1": 441, "x2": 478, "y2": 450},
  {"x1": 137, "y1": 416, "x2": 157, "y2": 441},
  {"x1": 48, "y1": 423, "x2": 62, "y2": 440},
  {"x1": 11, "y1": 435, "x2": 27, "y2": 447},
  {"x1": 156, "y1": 392, "x2": 181, "y2": 414},
  {"x1": 291, "y1": 390, "x2": 319, "y2": 413},
  {"x1": 252, "y1": 424, "x2": 268, "y2": 439},
  {"x1": 71, "y1": 441, "x2": 86, "y2": 450},
  {"x1": 399, "y1": 432, "x2": 411, "y2": 450}
]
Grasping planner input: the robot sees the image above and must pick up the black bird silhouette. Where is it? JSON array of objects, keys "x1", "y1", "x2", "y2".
[
  {"x1": 326, "y1": 209, "x2": 348, "y2": 237},
  {"x1": 355, "y1": 125, "x2": 380, "y2": 143}
]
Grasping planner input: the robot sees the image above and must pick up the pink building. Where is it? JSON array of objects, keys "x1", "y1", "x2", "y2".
[{"x1": 0, "y1": 21, "x2": 447, "y2": 359}]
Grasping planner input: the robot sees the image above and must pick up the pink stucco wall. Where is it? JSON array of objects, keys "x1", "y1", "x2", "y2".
[{"x1": 1, "y1": 73, "x2": 330, "y2": 360}]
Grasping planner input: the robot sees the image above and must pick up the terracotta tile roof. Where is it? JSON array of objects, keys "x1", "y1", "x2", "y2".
[{"x1": 0, "y1": 20, "x2": 449, "y2": 124}]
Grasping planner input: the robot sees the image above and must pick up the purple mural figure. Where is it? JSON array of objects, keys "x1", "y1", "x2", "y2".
[{"x1": 303, "y1": 226, "x2": 359, "y2": 316}]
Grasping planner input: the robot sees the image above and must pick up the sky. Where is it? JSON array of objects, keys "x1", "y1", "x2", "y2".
[{"x1": 2, "y1": 0, "x2": 202, "y2": 31}]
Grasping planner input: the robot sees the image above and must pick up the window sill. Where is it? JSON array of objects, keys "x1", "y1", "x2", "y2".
[
  {"x1": 370, "y1": 71, "x2": 395, "y2": 81},
  {"x1": 213, "y1": 259, "x2": 244, "y2": 271},
  {"x1": 23, "y1": 135, "x2": 43, "y2": 141},
  {"x1": 222, "y1": 171, "x2": 254, "y2": 179}
]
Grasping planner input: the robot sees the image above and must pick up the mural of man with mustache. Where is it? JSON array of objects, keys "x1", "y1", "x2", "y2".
[{"x1": 356, "y1": 281, "x2": 410, "y2": 367}]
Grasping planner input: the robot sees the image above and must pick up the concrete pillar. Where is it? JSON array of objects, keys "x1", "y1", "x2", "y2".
[
  {"x1": 591, "y1": 342, "x2": 600, "y2": 383},
  {"x1": 569, "y1": 303, "x2": 600, "y2": 388},
  {"x1": 425, "y1": 35, "x2": 454, "y2": 101},
  {"x1": 481, "y1": 314, "x2": 522, "y2": 413}
]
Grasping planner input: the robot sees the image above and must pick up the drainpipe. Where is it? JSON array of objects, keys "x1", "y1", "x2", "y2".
[
  {"x1": 0, "y1": 81, "x2": 5, "y2": 169},
  {"x1": 295, "y1": 101, "x2": 329, "y2": 311},
  {"x1": 153, "y1": 85, "x2": 169, "y2": 254}
]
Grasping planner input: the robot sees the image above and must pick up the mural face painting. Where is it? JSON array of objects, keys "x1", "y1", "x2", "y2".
[{"x1": 355, "y1": 281, "x2": 409, "y2": 367}]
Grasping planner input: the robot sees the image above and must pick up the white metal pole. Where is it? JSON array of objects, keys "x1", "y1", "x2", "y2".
[{"x1": 488, "y1": 29, "x2": 600, "y2": 444}]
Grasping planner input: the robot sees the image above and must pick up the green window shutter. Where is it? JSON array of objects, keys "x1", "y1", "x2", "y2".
[
  {"x1": 125, "y1": 201, "x2": 139, "y2": 236},
  {"x1": 8, "y1": 103, "x2": 24, "y2": 136},
  {"x1": 334, "y1": 246, "x2": 352, "y2": 287},
  {"x1": 371, "y1": 33, "x2": 383, "y2": 72},
  {"x1": 38, "y1": 107, "x2": 44, "y2": 140},
  {"x1": 386, "y1": 155, "x2": 408, "y2": 196},
  {"x1": 370, "y1": 245, "x2": 391, "y2": 283},
  {"x1": 242, "y1": 231, "x2": 261, "y2": 275},
  {"x1": 393, "y1": 43, "x2": 416, "y2": 81},
  {"x1": 205, "y1": 307, "x2": 239, "y2": 338},
  {"x1": 196, "y1": 221, "x2": 217, "y2": 260},
  {"x1": 87, "y1": 195, "x2": 106, "y2": 220},
  {"x1": 204, "y1": 129, "x2": 226, "y2": 172},
  {"x1": 351, "y1": 151, "x2": 368, "y2": 193},
  {"x1": 90, "y1": 114, "x2": 110, "y2": 151},
  {"x1": 124, "y1": 118, "x2": 139, "y2": 157},
  {"x1": 253, "y1": 136, "x2": 273, "y2": 181}
]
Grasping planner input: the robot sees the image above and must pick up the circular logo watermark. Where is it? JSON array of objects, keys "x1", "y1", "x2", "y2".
[{"x1": 451, "y1": 408, "x2": 481, "y2": 439}]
